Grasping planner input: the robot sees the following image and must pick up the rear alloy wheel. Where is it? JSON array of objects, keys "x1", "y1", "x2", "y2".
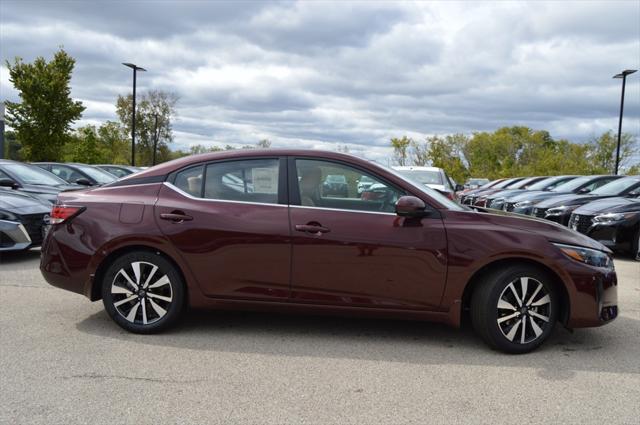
[
  {"x1": 102, "y1": 251, "x2": 185, "y2": 333},
  {"x1": 471, "y1": 265, "x2": 558, "y2": 353}
]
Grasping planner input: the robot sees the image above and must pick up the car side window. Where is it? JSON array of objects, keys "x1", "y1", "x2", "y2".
[
  {"x1": 0, "y1": 169, "x2": 10, "y2": 180},
  {"x1": 294, "y1": 159, "x2": 402, "y2": 213},
  {"x1": 204, "y1": 159, "x2": 279, "y2": 204},
  {"x1": 587, "y1": 178, "x2": 617, "y2": 191},
  {"x1": 51, "y1": 165, "x2": 81, "y2": 182},
  {"x1": 173, "y1": 165, "x2": 204, "y2": 197}
]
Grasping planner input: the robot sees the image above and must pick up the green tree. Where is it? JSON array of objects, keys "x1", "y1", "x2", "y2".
[
  {"x1": 63, "y1": 125, "x2": 106, "y2": 163},
  {"x1": 391, "y1": 136, "x2": 412, "y2": 166},
  {"x1": 5, "y1": 49, "x2": 85, "y2": 161},
  {"x1": 3, "y1": 130, "x2": 22, "y2": 160},
  {"x1": 98, "y1": 121, "x2": 130, "y2": 164},
  {"x1": 586, "y1": 131, "x2": 637, "y2": 174},
  {"x1": 116, "y1": 90, "x2": 178, "y2": 166},
  {"x1": 257, "y1": 139, "x2": 272, "y2": 148}
]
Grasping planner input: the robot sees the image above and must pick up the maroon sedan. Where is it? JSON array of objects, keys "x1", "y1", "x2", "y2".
[{"x1": 40, "y1": 150, "x2": 618, "y2": 353}]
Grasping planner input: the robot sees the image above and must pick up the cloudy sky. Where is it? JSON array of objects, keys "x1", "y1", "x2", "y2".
[{"x1": 1, "y1": 0, "x2": 639, "y2": 162}]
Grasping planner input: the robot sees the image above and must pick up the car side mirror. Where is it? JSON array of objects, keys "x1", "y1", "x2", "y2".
[
  {"x1": 578, "y1": 187, "x2": 591, "y2": 194},
  {"x1": 395, "y1": 196, "x2": 427, "y2": 217},
  {"x1": 455, "y1": 184, "x2": 464, "y2": 192},
  {"x1": 75, "y1": 178, "x2": 92, "y2": 186},
  {"x1": 0, "y1": 178, "x2": 19, "y2": 189}
]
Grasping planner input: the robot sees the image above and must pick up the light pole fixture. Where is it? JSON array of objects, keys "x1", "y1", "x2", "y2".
[
  {"x1": 122, "y1": 63, "x2": 146, "y2": 166},
  {"x1": 612, "y1": 69, "x2": 636, "y2": 175}
]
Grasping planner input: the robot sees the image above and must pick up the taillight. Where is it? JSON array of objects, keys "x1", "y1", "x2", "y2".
[{"x1": 50, "y1": 205, "x2": 84, "y2": 224}]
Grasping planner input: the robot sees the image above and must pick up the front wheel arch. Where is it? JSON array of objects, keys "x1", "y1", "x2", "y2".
[
  {"x1": 460, "y1": 258, "x2": 570, "y2": 327},
  {"x1": 91, "y1": 245, "x2": 188, "y2": 305}
]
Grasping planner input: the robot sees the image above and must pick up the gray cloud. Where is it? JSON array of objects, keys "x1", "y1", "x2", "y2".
[{"x1": 1, "y1": 0, "x2": 639, "y2": 163}]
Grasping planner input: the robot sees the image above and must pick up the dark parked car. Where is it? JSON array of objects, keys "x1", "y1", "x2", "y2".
[
  {"x1": 96, "y1": 165, "x2": 142, "y2": 178},
  {"x1": 34, "y1": 162, "x2": 118, "y2": 186},
  {"x1": 322, "y1": 174, "x2": 349, "y2": 197},
  {"x1": 40, "y1": 149, "x2": 618, "y2": 354},
  {"x1": 533, "y1": 176, "x2": 640, "y2": 226},
  {"x1": 0, "y1": 190, "x2": 51, "y2": 251},
  {"x1": 461, "y1": 177, "x2": 525, "y2": 205},
  {"x1": 457, "y1": 178, "x2": 505, "y2": 199},
  {"x1": 510, "y1": 175, "x2": 622, "y2": 215},
  {"x1": 569, "y1": 197, "x2": 640, "y2": 260},
  {"x1": 473, "y1": 176, "x2": 548, "y2": 207},
  {"x1": 0, "y1": 159, "x2": 81, "y2": 203},
  {"x1": 492, "y1": 175, "x2": 579, "y2": 211}
]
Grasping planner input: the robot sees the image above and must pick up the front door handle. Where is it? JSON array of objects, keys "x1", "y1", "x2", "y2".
[
  {"x1": 160, "y1": 211, "x2": 193, "y2": 222},
  {"x1": 295, "y1": 223, "x2": 330, "y2": 235}
]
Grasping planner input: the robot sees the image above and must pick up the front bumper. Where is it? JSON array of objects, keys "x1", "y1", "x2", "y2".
[
  {"x1": 569, "y1": 213, "x2": 639, "y2": 252},
  {"x1": 0, "y1": 219, "x2": 32, "y2": 251}
]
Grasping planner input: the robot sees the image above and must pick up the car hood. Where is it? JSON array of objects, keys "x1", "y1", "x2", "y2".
[
  {"x1": 0, "y1": 190, "x2": 51, "y2": 215},
  {"x1": 535, "y1": 193, "x2": 612, "y2": 208},
  {"x1": 20, "y1": 184, "x2": 84, "y2": 203},
  {"x1": 573, "y1": 197, "x2": 640, "y2": 215},
  {"x1": 507, "y1": 190, "x2": 570, "y2": 204},
  {"x1": 470, "y1": 206, "x2": 608, "y2": 252}
]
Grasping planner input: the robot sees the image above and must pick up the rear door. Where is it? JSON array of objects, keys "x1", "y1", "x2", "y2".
[
  {"x1": 155, "y1": 157, "x2": 291, "y2": 301},
  {"x1": 288, "y1": 157, "x2": 448, "y2": 310}
]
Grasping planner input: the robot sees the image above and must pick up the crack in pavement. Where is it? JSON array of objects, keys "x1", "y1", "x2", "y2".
[{"x1": 59, "y1": 372, "x2": 206, "y2": 384}]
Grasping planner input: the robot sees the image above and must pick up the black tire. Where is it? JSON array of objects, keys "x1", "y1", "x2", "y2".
[
  {"x1": 632, "y1": 228, "x2": 640, "y2": 261},
  {"x1": 101, "y1": 251, "x2": 185, "y2": 333},
  {"x1": 471, "y1": 264, "x2": 559, "y2": 354}
]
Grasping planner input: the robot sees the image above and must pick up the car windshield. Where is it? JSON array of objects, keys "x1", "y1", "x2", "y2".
[
  {"x1": 511, "y1": 177, "x2": 539, "y2": 189},
  {"x1": 468, "y1": 179, "x2": 489, "y2": 186},
  {"x1": 2, "y1": 163, "x2": 67, "y2": 186},
  {"x1": 396, "y1": 170, "x2": 442, "y2": 185},
  {"x1": 527, "y1": 176, "x2": 571, "y2": 191},
  {"x1": 382, "y1": 166, "x2": 466, "y2": 211},
  {"x1": 493, "y1": 178, "x2": 519, "y2": 189},
  {"x1": 74, "y1": 164, "x2": 118, "y2": 184},
  {"x1": 591, "y1": 177, "x2": 640, "y2": 196},
  {"x1": 551, "y1": 176, "x2": 593, "y2": 192}
]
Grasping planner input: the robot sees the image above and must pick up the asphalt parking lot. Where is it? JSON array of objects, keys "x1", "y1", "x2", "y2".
[{"x1": 0, "y1": 251, "x2": 638, "y2": 425}]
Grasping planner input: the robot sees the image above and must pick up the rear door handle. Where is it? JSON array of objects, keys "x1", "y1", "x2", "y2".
[
  {"x1": 295, "y1": 224, "x2": 330, "y2": 235},
  {"x1": 160, "y1": 212, "x2": 193, "y2": 222}
]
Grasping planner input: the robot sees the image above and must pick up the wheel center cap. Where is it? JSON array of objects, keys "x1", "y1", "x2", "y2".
[
  {"x1": 139, "y1": 290, "x2": 146, "y2": 297},
  {"x1": 520, "y1": 306, "x2": 528, "y2": 315}
]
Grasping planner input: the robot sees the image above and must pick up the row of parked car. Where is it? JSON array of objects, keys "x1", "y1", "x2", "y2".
[
  {"x1": 457, "y1": 174, "x2": 640, "y2": 259},
  {"x1": 0, "y1": 159, "x2": 141, "y2": 252}
]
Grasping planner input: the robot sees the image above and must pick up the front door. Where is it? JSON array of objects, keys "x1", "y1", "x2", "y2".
[
  {"x1": 155, "y1": 157, "x2": 291, "y2": 301},
  {"x1": 289, "y1": 158, "x2": 448, "y2": 310}
]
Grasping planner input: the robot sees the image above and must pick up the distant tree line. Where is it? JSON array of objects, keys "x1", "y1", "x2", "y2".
[{"x1": 391, "y1": 127, "x2": 639, "y2": 182}]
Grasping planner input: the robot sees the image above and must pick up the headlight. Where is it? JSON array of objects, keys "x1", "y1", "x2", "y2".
[
  {"x1": 553, "y1": 243, "x2": 613, "y2": 269},
  {"x1": 0, "y1": 209, "x2": 19, "y2": 221},
  {"x1": 514, "y1": 200, "x2": 532, "y2": 208},
  {"x1": 545, "y1": 205, "x2": 576, "y2": 216},
  {"x1": 592, "y1": 212, "x2": 635, "y2": 223}
]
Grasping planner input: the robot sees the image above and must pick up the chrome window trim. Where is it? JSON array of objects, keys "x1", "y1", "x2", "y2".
[
  {"x1": 165, "y1": 182, "x2": 397, "y2": 215},
  {"x1": 289, "y1": 204, "x2": 396, "y2": 216},
  {"x1": 163, "y1": 182, "x2": 287, "y2": 208}
]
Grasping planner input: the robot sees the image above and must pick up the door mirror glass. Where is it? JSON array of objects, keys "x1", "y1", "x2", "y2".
[
  {"x1": 455, "y1": 184, "x2": 464, "y2": 192},
  {"x1": 395, "y1": 196, "x2": 427, "y2": 217},
  {"x1": 0, "y1": 178, "x2": 19, "y2": 189},
  {"x1": 75, "y1": 178, "x2": 92, "y2": 186}
]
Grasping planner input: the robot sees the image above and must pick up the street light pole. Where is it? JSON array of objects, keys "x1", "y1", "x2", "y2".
[
  {"x1": 612, "y1": 69, "x2": 637, "y2": 175},
  {"x1": 122, "y1": 63, "x2": 146, "y2": 166}
]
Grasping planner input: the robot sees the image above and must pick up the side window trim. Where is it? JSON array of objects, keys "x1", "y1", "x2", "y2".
[{"x1": 169, "y1": 157, "x2": 287, "y2": 206}]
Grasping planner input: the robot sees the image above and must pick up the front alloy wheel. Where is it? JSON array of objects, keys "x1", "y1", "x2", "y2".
[
  {"x1": 471, "y1": 265, "x2": 558, "y2": 354},
  {"x1": 496, "y1": 277, "x2": 551, "y2": 345},
  {"x1": 102, "y1": 251, "x2": 184, "y2": 333}
]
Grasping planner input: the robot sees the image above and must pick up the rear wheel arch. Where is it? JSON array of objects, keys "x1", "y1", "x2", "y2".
[
  {"x1": 460, "y1": 258, "x2": 570, "y2": 327},
  {"x1": 91, "y1": 245, "x2": 188, "y2": 304}
]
